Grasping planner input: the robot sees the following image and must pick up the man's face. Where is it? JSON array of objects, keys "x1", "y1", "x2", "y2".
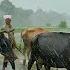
[{"x1": 5, "y1": 18, "x2": 11, "y2": 24}]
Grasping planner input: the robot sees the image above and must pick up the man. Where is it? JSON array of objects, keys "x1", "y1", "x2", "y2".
[
  {"x1": 1, "y1": 15, "x2": 16, "y2": 49},
  {"x1": 1, "y1": 15, "x2": 17, "y2": 70}
]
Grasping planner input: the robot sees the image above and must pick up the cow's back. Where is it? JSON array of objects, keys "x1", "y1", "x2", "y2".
[
  {"x1": 36, "y1": 32, "x2": 70, "y2": 54},
  {"x1": 21, "y1": 28, "x2": 47, "y2": 40}
]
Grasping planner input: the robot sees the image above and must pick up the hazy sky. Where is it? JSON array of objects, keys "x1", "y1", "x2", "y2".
[{"x1": 0, "y1": 0, "x2": 70, "y2": 14}]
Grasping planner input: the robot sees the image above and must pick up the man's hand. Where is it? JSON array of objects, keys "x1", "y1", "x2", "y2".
[{"x1": 8, "y1": 29, "x2": 14, "y2": 32}]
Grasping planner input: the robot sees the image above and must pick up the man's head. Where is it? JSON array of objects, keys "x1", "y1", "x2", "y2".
[{"x1": 3, "y1": 15, "x2": 12, "y2": 25}]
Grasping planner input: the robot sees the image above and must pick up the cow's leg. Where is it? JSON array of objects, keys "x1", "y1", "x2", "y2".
[
  {"x1": 63, "y1": 58, "x2": 70, "y2": 70},
  {"x1": 23, "y1": 46, "x2": 31, "y2": 66},
  {"x1": 27, "y1": 47, "x2": 31, "y2": 59},
  {"x1": 9, "y1": 60, "x2": 15, "y2": 70},
  {"x1": 66, "y1": 62, "x2": 70, "y2": 70},
  {"x1": 23, "y1": 46, "x2": 27, "y2": 65},
  {"x1": 43, "y1": 59, "x2": 50, "y2": 70},
  {"x1": 28, "y1": 52, "x2": 35, "y2": 70},
  {"x1": 2, "y1": 57, "x2": 8, "y2": 70},
  {"x1": 25, "y1": 48, "x2": 29, "y2": 65},
  {"x1": 26, "y1": 47, "x2": 31, "y2": 65},
  {"x1": 44, "y1": 65, "x2": 50, "y2": 70},
  {"x1": 36, "y1": 57, "x2": 43, "y2": 70},
  {"x1": 36, "y1": 61, "x2": 40, "y2": 70},
  {"x1": 66, "y1": 66, "x2": 70, "y2": 70}
]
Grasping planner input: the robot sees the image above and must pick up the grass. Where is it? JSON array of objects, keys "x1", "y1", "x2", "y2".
[{"x1": 15, "y1": 27, "x2": 70, "y2": 33}]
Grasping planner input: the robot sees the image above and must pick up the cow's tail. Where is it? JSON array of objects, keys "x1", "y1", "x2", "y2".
[
  {"x1": 14, "y1": 31, "x2": 24, "y2": 55},
  {"x1": 20, "y1": 31, "x2": 23, "y2": 42}
]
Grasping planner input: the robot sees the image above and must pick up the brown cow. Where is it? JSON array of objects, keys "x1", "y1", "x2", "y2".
[{"x1": 21, "y1": 28, "x2": 48, "y2": 65}]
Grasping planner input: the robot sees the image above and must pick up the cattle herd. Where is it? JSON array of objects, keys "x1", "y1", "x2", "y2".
[{"x1": 0, "y1": 27, "x2": 70, "y2": 70}]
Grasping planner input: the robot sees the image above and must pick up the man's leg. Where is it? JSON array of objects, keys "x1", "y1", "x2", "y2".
[
  {"x1": 2, "y1": 57, "x2": 8, "y2": 70},
  {"x1": 9, "y1": 60, "x2": 15, "y2": 70}
]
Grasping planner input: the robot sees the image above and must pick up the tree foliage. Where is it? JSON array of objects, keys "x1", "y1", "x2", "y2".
[
  {"x1": 58, "y1": 21, "x2": 67, "y2": 28},
  {"x1": 0, "y1": 0, "x2": 15, "y2": 15},
  {"x1": 0, "y1": 0, "x2": 33, "y2": 27}
]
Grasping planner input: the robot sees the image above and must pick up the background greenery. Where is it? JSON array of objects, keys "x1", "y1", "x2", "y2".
[{"x1": 0, "y1": 0, "x2": 70, "y2": 29}]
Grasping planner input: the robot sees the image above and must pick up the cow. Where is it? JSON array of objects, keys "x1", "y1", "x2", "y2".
[
  {"x1": 0, "y1": 32, "x2": 17, "y2": 70},
  {"x1": 28, "y1": 32, "x2": 70, "y2": 70},
  {"x1": 21, "y1": 28, "x2": 47, "y2": 65}
]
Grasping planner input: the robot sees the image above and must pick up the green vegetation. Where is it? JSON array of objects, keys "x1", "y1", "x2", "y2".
[
  {"x1": 14, "y1": 28, "x2": 23, "y2": 33},
  {"x1": 0, "y1": 0, "x2": 70, "y2": 28},
  {"x1": 15, "y1": 27, "x2": 70, "y2": 33},
  {"x1": 58, "y1": 21, "x2": 67, "y2": 28}
]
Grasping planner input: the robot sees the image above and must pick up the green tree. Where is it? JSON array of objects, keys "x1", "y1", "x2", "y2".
[
  {"x1": 0, "y1": 0, "x2": 34, "y2": 28},
  {"x1": 58, "y1": 21, "x2": 67, "y2": 28},
  {"x1": 0, "y1": 0, "x2": 15, "y2": 15}
]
